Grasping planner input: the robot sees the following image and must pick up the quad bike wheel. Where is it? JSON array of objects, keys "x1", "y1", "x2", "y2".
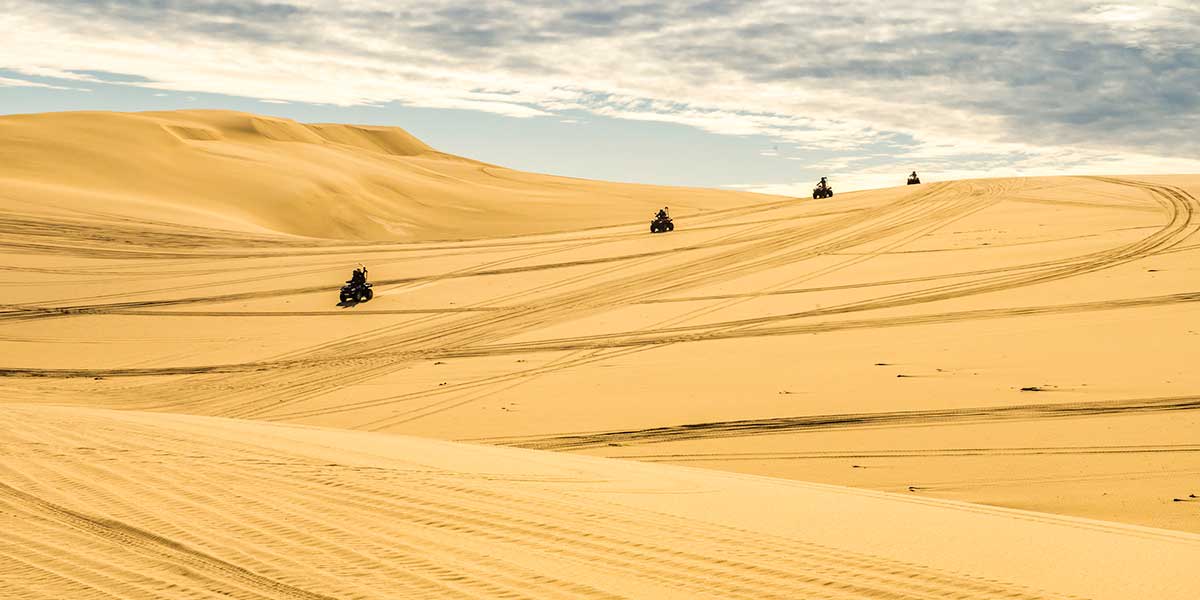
[
  {"x1": 358, "y1": 288, "x2": 373, "y2": 302},
  {"x1": 666, "y1": 222, "x2": 674, "y2": 232},
  {"x1": 340, "y1": 292, "x2": 353, "y2": 303},
  {"x1": 650, "y1": 222, "x2": 659, "y2": 233}
]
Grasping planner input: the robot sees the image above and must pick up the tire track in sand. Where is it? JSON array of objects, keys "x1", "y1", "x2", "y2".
[
  {"x1": 476, "y1": 395, "x2": 1200, "y2": 451},
  {"x1": 0, "y1": 481, "x2": 336, "y2": 600},
  {"x1": 613, "y1": 443, "x2": 1200, "y2": 462},
  {"x1": 215, "y1": 182, "x2": 994, "y2": 421},
  {"x1": 123, "y1": 182, "x2": 958, "y2": 419}
]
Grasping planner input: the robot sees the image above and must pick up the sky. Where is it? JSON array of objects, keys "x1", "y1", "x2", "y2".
[{"x1": 2, "y1": 1, "x2": 1198, "y2": 194}]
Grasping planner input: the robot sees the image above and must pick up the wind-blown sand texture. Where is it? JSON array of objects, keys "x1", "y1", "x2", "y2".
[
  {"x1": 3, "y1": 110, "x2": 1199, "y2": 598},
  {"x1": 2, "y1": 405, "x2": 1197, "y2": 599}
]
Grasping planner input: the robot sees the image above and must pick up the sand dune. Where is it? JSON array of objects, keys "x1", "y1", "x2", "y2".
[
  {"x1": 3, "y1": 404, "x2": 1198, "y2": 599},
  {"x1": 3, "y1": 110, "x2": 1200, "y2": 597},
  {"x1": 0, "y1": 110, "x2": 764, "y2": 241}
]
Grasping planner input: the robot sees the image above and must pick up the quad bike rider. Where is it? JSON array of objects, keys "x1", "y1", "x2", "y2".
[
  {"x1": 812, "y1": 177, "x2": 833, "y2": 199},
  {"x1": 650, "y1": 206, "x2": 675, "y2": 233},
  {"x1": 340, "y1": 264, "x2": 374, "y2": 303},
  {"x1": 907, "y1": 171, "x2": 921, "y2": 185}
]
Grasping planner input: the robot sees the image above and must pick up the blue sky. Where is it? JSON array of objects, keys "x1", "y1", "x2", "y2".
[{"x1": 2, "y1": 1, "x2": 1198, "y2": 193}]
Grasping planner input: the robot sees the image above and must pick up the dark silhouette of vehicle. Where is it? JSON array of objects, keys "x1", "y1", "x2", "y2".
[
  {"x1": 340, "y1": 278, "x2": 372, "y2": 302},
  {"x1": 907, "y1": 172, "x2": 921, "y2": 185},
  {"x1": 341, "y1": 265, "x2": 373, "y2": 303},
  {"x1": 340, "y1": 280, "x2": 373, "y2": 303},
  {"x1": 812, "y1": 178, "x2": 833, "y2": 199},
  {"x1": 650, "y1": 213, "x2": 675, "y2": 233}
]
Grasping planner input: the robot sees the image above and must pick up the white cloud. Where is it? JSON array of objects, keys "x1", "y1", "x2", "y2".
[
  {"x1": 2, "y1": 0, "x2": 1197, "y2": 180},
  {"x1": 0, "y1": 75, "x2": 85, "y2": 91}
]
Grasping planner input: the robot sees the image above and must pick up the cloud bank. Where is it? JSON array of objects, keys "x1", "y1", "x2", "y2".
[{"x1": 3, "y1": 1, "x2": 1198, "y2": 190}]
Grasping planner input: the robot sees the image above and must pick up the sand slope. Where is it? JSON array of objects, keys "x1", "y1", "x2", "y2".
[
  {"x1": 4, "y1": 173, "x2": 1200, "y2": 537},
  {"x1": 3, "y1": 111, "x2": 1200, "y2": 597},
  {"x1": 0, "y1": 110, "x2": 765, "y2": 241},
  {"x1": 3, "y1": 404, "x2": 1198, "y2": 600}
]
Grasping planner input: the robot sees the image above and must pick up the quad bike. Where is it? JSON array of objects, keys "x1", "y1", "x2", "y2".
[
  {"x1": 907, "y1": 174, "x2": 921, "y2": 185},
  {"x1": 650, "y1": 214, "x2": 675, "y2": 233},
  {"x1": 812, "y1": 182, "x2": 833, "y2": 199},
  {"x1": 340, "y1": 281, "x2": 374, "y2": 303}
]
